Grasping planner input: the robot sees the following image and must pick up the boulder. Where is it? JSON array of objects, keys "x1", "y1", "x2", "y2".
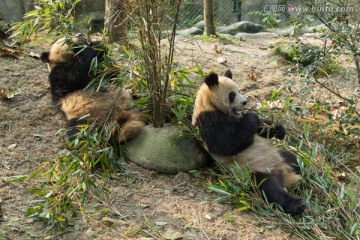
[
  {"x1": 305, "y1": 24, "x2": 327, "y2": 33},
  {"x1": 0, "y1": 0, "x2": 25, "y2": 22},
  {"x1": 275, "y1": 26, "x2": 308, "y2": 37},
  {"x1": 275, "y1": 26, "x2": 294, "y2": 37},
  {"x1": 176, "y1": 27, "x2": 203, "y2": 36},
  {"x1": 217, "y1": 21, "x2": 266, "y2": 35},
  {"x1": 218, "y1": 33, "x2": 237, "y2": 40},
  {"x1": 234, "y1": 32, "x2": 277, "y2": 40},
  {"x1": 125, "y1": 125, "x2": 208, "y2": 174},
  {"x1": 274, "y1": 42, "x2": 321, "y2": 66},
  {"x1": 194, "y1": 20, "x2": 204, "y2": 30}
]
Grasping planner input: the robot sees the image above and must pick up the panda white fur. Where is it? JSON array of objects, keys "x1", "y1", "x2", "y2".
[
  {"x1": 41, "y1": 35, "x2": 144, "y2": 143},
  {"x1": 192, "y1": 70, "x2": 305, "y2": 215}
]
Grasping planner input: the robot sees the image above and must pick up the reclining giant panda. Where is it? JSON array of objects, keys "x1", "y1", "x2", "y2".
[
  {"x1": 192, "y1": 70, "x2": 305, "y2": 215},
  {"x1": 41, "y1": 35, "x2": 144, "y2": 143}
]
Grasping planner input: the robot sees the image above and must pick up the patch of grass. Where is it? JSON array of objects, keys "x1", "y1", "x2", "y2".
[
  {"x1": 189, "y1": 34, "x2": 239, "y2": 45},
  {"x1": 25, "y1": 125, "x2": 127, "y2": 228}
]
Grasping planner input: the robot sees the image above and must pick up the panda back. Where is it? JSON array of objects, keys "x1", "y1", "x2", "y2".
[{"x1": 60, "y1": 90, "x2": 132, "y2": 121}]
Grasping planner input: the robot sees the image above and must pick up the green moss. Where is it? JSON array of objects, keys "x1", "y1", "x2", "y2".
[
  {"x1": 274, "y1": 42, "x2": 321, "y2": 66},
  {"x1": 274, "y1": 42, "x2": 342, "y2": 75}
]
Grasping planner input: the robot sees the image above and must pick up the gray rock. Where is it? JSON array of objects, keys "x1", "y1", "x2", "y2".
[
  {"x1": 217, "y1": 26, "x2": 232, "y2": 34},
  {"x1": 218, "y1": 21, "x2": 266, "y2": 35},
  {"x1": 275, "y1": 25, "x2": 309, "y2": 37},
  {"x1": 194, "y1": 20, "x2": 204, "y2": 30},
  {"x1": 305, "y1": 24, "x2": 327, "y2": 33},
  {"x1": 275, "y1": 26, "x2": 294, "y2": 37},
  {"x1": 0, "y1": 0, "x2": 26, "y2": 22},
  {"x1": 218, "y1": 33, "x2": 237, "y2": 40},
  {"x1": 176, "y1": 27, "x2": 203, "y2": 36},
  {"x1": 234, "y1": 32, "x2": 277, "y2": 39},
  {"x1": 125, "y1": 125, "x2": 207, "y2": 174}
]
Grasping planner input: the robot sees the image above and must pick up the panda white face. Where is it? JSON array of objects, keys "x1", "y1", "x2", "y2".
[
  {"x1": 216, "y1": 76, "x2": 248, "y2": 117},
  {"x1": 202, "y1": 71, "x2": 247, "y2": 118},
  {"x1": 47, "y1": 37, "x2": 75, "y2": 68},
  {"x1": 192, "y1": 70, "x2": 248, "y2": 125},
  {"x1": 41, "y1": 35, "x2": 90, "y2": 71}
]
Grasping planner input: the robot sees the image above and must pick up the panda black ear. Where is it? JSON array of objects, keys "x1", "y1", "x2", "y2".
[
  {"x1": 224, "y1": 69, "x2": 233, "y2": 79},
  {"x1": 40, "y1": 52, "x2": 50, "y2": 63},
  {"x1": 204, "y1": 72, "x2": 219, "y2": 88}
]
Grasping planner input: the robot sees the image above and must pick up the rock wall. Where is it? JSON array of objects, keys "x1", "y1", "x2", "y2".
[
  {"x1": 0, "y1": 0, "x2": 34, "y2": 22},
  {"x1": 75, "y1": 0, "x2": 105, "y2": 31},
  {"x1": 0, "y1": 0, "x2": 104, "y2": 26}
]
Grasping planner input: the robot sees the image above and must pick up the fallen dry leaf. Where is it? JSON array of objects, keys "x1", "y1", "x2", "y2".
[
  {"x1": 212, "y1": 44, "x2": 223, "y2": 54},
  {"x1": 2, "y1": 39, "x2": 19, "y2": 48},
  {"x1": 0, "y1": 88, "x2": 16, "y2": 100},
  {"x1": 0, "y1": 47, "x2": 24, "y2": 59},
  {"x1": 247, "y1": 72, "x2": 262, "y2": 82}
]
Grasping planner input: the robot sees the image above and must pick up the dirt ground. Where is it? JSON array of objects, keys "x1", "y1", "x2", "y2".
[{"x1": 0, "y1": 33, "x2": 358, "y2": 240}]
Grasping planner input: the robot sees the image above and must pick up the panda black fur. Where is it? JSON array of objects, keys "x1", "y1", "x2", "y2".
[
  {"x1": 40, "y1": 35, "x2": 105, "y2": 103},
  {"x1": 41, "y1": 35, "x2": 144, "y2": 143},
  {"x1": 192, "y1": 70, "x2": 305, "y2": 215}
]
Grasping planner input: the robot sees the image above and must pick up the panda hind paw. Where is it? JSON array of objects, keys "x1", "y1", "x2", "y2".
[{"x1": 283, "y1": 197, "x2": 305, "y2": 216}]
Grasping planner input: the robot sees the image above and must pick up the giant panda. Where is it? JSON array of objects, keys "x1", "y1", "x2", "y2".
[
  {"x1": 40, "y1": 35, "x2": 144, "y2": 143},
  {"x1": 192, "y1": 69, "x2": 305, "y2": 215}
]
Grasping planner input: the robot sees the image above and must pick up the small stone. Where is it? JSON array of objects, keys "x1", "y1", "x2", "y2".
[
  {"x1": 189, "y1": 192, "x2": 196, "y2": 198},
  {"x1": 12, "y1": 72, "x2": 25, "y2": 77}
]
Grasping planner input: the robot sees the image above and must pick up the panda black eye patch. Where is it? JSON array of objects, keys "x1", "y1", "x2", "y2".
[{"x1": 229, "y1": 91, "x2": 236, "y2": 103}]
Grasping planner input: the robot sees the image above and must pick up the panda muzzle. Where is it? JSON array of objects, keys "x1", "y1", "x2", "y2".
[{"x1": 232, "y1": 107, "x2": 243, "y2": 115}]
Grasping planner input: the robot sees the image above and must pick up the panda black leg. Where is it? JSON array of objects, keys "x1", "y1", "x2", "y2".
[
  {"x1": 66, "y1": 118, "x2": 87, "y2": 142},
  {"x1": 255, "y1": 172, "x2": 305, "y2": 215},
  {"x1": 278, "y1": 149, "x2": 300, "y2": 174}
]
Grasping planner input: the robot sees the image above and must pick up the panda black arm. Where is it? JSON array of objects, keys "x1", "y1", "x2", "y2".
[
  {"x1": 257, "y1": 119, "x2": 285, "y2": 140},
  {"x1": 48, "y1": 48, "x2": 104, "y2": 103},
  {"x1": 40, "y1": 52, "x2": 50, "y2": 63},
  {"x1": 198, "y1": 111, "x2": 260, "y2": 156}
]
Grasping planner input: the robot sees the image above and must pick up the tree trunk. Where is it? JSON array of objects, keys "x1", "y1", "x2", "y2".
[
  {"x1": 204, "y1": 0, "x2": 215, "y2": 35},
  {"x1": 104, "y1": 0, "x2": 128, "y2": 43}
]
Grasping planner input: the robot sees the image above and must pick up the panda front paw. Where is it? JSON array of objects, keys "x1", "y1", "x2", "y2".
[
  {"x1": 243, "y1": 112, "x2": 260, "y2": 123},
  {"x1": 273, "y1": 124, "x2": 285, "y2": 140},
  {"x1": 258, "y1": 121, "x2": 286, "y2": 140}
]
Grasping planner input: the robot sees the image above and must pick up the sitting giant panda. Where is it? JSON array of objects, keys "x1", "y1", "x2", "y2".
[
  {"x1": 41, "y1": 35, "x2": 144, "y2": 143},
  {"x1": 192, "y1": 70, "x2": 305, "y2": 215}
]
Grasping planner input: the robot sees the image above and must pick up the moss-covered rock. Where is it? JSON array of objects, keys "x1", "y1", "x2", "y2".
[
  {"x1": 125, "y1": 125, "x2": 208, "y2": 174},
  {"x1": 274, "y1": 42, "x2": 321, "y2": 66},
  {"x1": 217, "y1": 21, "x2": 266, "y2": 35}
]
